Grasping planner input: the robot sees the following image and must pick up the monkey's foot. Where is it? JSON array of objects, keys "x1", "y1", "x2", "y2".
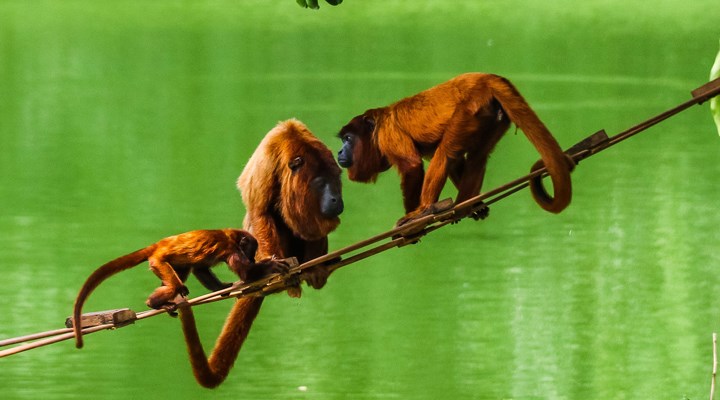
[
  {"x1": 395, "y1": 208, "x2": 431, "y2": 227},
  {"x1": 305, "y1": 266, "x2": 329, "y2": 290},
  {"x1": 286, "y1": 286, "x2": 302, "y2": 298},
  {"x1": 396, "y1": 199, "x2": 455, "y2": 227},
  {"x1": 155, "y1": 293, "x2": 188, "y2": 317},
  {"x1": 451, "y1": 201, "x2": 490, "y2": 223},
  {"x1": 284, "y1": 273, "x2": 302, "y2": 298},
  {"x1": 470, "y1": 203, "x2": 490, "y2": 221},
  {"x1": 160, "y1": 303, "x2": 179, "y2": 317}
]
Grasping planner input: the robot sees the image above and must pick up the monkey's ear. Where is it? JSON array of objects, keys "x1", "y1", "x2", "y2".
[
  {"x1": 362, "y1": 115, "x2": 375, "y2": 131},
  {"x1": 289, "y1": 156, "x2": 304, "y2": 171}
]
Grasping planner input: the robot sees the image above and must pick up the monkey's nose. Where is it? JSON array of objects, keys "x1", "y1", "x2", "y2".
[
  {"x1": 322, "y1": 196, "x2": 344, "y2": 217},
  {"x1": 333, "y1": 198, "x2": 344, "y2": 216}
]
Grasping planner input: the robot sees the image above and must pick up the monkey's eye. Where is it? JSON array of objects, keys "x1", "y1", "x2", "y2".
[
  {"x1": 310, "y1": 176, "x2": 325, "y2": 190},
  {"x1": 289, "y1": 156, "x2": 304, "y2": 171},
  {"x1": 342, "y1": 134, "x2": 353, "y2": 144}
]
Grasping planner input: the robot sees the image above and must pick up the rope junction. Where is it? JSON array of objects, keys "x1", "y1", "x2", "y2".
[{"x1": 1, "y1": 77, "x2": 719, "y2": 359}]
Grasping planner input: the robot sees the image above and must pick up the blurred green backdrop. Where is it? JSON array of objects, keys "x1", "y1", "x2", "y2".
[{"x1": 1, "y1": 1, "x2": 719, "y2": 399}]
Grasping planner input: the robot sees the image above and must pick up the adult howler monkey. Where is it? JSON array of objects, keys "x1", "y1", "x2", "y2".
[
  {"x1": 337, "y1": 73, "x2": 574, "y2": 225},
  {"x1": 178, "y1": 119, "x2": 343, "y2": 388},
  {"x1": 72, "y1": 228, "x2": 287, "y2": 348}
]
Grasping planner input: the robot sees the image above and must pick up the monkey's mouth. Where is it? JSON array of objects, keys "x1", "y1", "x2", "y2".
[{"x1": 337, "y1": 156, "x2": 352, "y2": 168}]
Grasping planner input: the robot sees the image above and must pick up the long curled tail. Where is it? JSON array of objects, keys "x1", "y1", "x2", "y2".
[
  {"x1": 73, "y1": 247, "x2": 152, "y2": 348},
  {"x1": 179, "y1": 297, "x2": 264, "y2": 388},
  {"x1": 489, "y1": 74, "x2": 573, "y2": 213}
]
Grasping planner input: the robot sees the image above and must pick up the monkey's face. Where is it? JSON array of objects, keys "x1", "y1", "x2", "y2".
[
  {"x1": 287, "y1": 155, "x2": 344, "y2": 218},
  {"x1": 337, "y1": 115, "x2": 371, "y2": 169},
  {"x1": 337, "y1": 132, "x2": 355, "y2": 168},
  {"x1": 280, "y1": 145, "x2": 343, "y2": 241},
  {"x1": 337, "y1": 114, "x2": 388, "y2": 183},
  {"x1": 310, "y1": 175, "x2": 344, "y2": 218}
]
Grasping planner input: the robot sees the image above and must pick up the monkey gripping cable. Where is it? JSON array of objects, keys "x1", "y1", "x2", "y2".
[{"x1": 1, "y1": 77, "x2": 719, "y2": 358}]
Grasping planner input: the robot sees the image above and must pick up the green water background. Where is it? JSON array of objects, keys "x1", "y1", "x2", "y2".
[{"x1": 1, "y1": 1, "x2": 719, "y2": 399}]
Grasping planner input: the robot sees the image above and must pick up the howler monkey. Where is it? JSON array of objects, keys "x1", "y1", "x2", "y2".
[
  {"x1": 178, "y1": 119, "x2": 343, "y2": 388},
  {"x1": 72, "y1": 228, "x2": 287, "y2": 348},
  {"x1": 337, "y1": 73, "x2": 574, "y2": 225}
]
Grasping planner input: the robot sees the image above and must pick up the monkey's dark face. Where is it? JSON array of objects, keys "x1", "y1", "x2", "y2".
[
  {"x1": 288, "y1": 155, "x2": 344, "y2": 219},
  {"x1": 312, "y1": 175, "x2": 344, "y2": 218},
  {"x1": 337, "y1": 114, "x2": 388, "y2": 183},
  {"x1": 337, "y1": 115, "x2": 372, "y2": 168},
  {"x1": 337, "y1": 132, "x2": 355, "y2": 168}
]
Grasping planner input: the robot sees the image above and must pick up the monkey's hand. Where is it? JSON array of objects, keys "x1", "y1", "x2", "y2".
[
  {"x1": 242, "y1": 258, "x2": 285, "y2": 282},
  {"x1": 304, "y1": 265, "x2": 331, "y2": 290},
  {"x1": 178, "y1": 284, "x2": 190, "y2": 297},
  {"x1": 272, "y1": 259, "x2": 303, "y2": 298},
  {"x1": 252, "y1": 258, "x2": 303, "y2": 298}
]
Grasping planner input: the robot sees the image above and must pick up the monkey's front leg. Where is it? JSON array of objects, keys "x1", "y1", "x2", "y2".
[
  {"x1": 396, "y1": 156, "x2": 448, "y2": 226},
  {"x1": 399, "y1": 163, "x2": 424, "y2": 214},
  {"x1": 393, "y1": 163, "x2": 426, "y2": 226},
  {"x1": 147, "y1": 259, "x2": 188, "y2": 314}
]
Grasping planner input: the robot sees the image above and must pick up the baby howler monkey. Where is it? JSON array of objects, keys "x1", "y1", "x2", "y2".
[{"x1": 72, "y1": 228, "x2": 287, "y2": 348}]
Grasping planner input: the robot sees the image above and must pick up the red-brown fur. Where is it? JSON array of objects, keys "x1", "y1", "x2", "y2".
[
  {"x1": 178, "y1": 119, "x2": 343, "y2": 388},
  {"x1": 72, "y1": 228, "x2": 267, "y2": 349},
  {"x1": 338, "y1": 73, "x2": 573, "y2": 224}
]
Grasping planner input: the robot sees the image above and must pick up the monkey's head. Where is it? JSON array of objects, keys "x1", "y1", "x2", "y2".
[
  {"x1": 337, "y1": 111, "x2": 390, "y2": 183},
  {"x1": 237, "y1": 230, "x2": 258, "y2": 263},
  {"x1": 223, "y1": 229, "x2": 263, "y2": 281},
  {"x1": 239, "y1": 119, "x2": 343, "y2": 242},
  {"x1": 225, "y1": 229, "x2": 258, "y2": 266},
  {"x1": 280, "y1": 125, "x2": 343, "y2": 241}
]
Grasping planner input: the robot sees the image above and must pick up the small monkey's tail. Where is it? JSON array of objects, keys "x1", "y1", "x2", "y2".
[
  {"x1": 73, "y1": 247, "x2": 153, "y2": 349},
  {"x1": 488, "y1": 74, "x2": 573, "y2": 213}
]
